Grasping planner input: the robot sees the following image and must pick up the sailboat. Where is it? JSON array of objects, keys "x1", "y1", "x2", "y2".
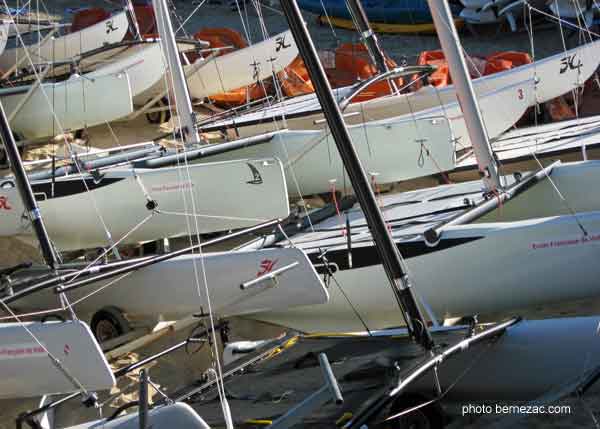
[
  {"x1": 200, "y1": 38, "x2": 600, "y2": 138},
  {"x1": 0, "y1": 158, "x2": 290, "y2": 251},
  {"x1": 229, "y1": 0, "x2": 600, "y2": 332},
  {"x1": 0, "y1": 0, "x2": 328, "y2": 344},
  {"x1": 0, "y1": 8, "x2": 129, "y2": 71},
  {"x1": 241, "y1": 161, "x2": 600, "y2": 331},
  {"x1": 0, "y1": 59, "x2": 116, "y2": 404}
]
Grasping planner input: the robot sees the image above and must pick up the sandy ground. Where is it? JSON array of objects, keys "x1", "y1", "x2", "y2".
[{"x1": 0, "y1": 0, "x2": 599, "y2": 428}]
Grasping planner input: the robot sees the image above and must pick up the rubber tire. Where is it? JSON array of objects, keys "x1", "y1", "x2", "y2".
[
  {"x1": 385, "y1": 394, "x2": 445, "y2": 429},
  {"x1": 145, "y1": 97, "x2": 172, "y2": 125},
  {"x1": 91, "y1": 306, "x2": 131, "y2": 343}
]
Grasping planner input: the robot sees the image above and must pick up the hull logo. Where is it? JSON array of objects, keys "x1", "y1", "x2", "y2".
[
  {"x1": 257, "y1": 258, "x2": 278, "y2": 277},
  {"x1": 105, "y1": 20, "x2": 118, "y2": 34},
  {"x1": 246, "y1": 163, "x2": 263, "y2": 185},
  {"x1": 560, "y1": 54, "x2": 582, "y2": 74},
  {"x1": 0, "y1": 196, "x2": 11, "y2": 210},
  {"x1": 275, "y1": 35, "x2": 291, "y2": 52}
]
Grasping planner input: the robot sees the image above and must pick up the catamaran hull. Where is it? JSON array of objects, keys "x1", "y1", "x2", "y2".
[
  {"x1": 0, "y1": 10, "x2": 129, "y2": 70},
  {"x1": 199, "y1": 116, "x2": 455, "y2": 197},
  {"x1": 0, "y1": 320, "x2": 114, "y2": 399},
  {"x1": 0, "y1": 158, "x2": 289, "y2": 251},
  {"x1": 207, "y1": 78, "x2": 533, "y2": 151},
  {"x1": 183, "y1": 30, "x2": 297, "y2": 101},
  {"x1": 250, "y1": 212, "x2": 600, "y2": 332},
  {"x1": 1, "y1": 71, "x2": 133, "y2": 140},
  {"x1": 204, "y1": 40, "x2": 598, "y2": 139},
  {"x1": 15, "y1": 248, "x2": 328, "y2": 323},
  {"x1": 409, "y1": 316, "x2": 600, "y2": 400},
  {"x1": 85, "y1": 42, "x2": 167, "y2": 106}
]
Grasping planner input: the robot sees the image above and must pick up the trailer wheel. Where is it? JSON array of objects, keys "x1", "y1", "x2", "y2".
[
  {"x1": 384, "y1": 394, "x2": 445, "y2": 429},
  {"x1": 91, "y1": 306, "x2": 130, "y2": 343},
  {"x1": 145, "y1": 97, "x2": 171, "y2": 124}
]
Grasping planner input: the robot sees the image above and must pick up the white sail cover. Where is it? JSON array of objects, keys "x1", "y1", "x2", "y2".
[{"x1": 0, "y1": 320, "x2": 114, "y2": 399}]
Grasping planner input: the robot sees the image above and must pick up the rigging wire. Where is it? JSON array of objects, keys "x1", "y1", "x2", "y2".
[{"x1": 155, "y1": 9, "x2": 233, "y2": 426}]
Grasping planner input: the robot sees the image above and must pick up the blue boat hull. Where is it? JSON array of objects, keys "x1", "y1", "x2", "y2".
[{"x1": 298, "y1": 0, "x2": 459, "y2": 25}]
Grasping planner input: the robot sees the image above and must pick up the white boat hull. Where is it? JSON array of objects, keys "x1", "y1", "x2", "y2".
[
  {"x1": 200, "y1": 116, "x2": 455, "y2": 197},
  {"x1": 249, "y1": 161, "x2": 600, "y2": 332},
  {"x1": 0, "y1": 158, "x2": 289, "y2": 251},
  {"x1": 204, "y1": 40, "x2": 599, "y2": 139},
  {"x1": 185, "y1": 30, "x2": 298, "y2": 100},
  {"x1": 0, "y1": 320, "x2": 114, "y2": 399},
  {"x1": 1, "y1": 71, "x2": 133, "y2": 140},
  {"x1": 199, "y1": 80, "x2": 532, "y2": 198},
  {"x1": 0, "y1": 10, "x2": 129, "y2": 70},
  {"x1": 252, "y1": 212, "x2": 600, "y2": 332},
  {"x1": 16, "y1": 247, "x2": 329, "y2": 323},
  {"x1": 85, "y1": 42, "x2": 167, "y2": 106}
]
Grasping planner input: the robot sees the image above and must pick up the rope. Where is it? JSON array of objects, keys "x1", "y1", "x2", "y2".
[
  {"x1": 156, "y1": 10, "x2": 233, "y2": 426},
  {"x1": 175, "y1": 0, "x2": 208, "y2": 35},
  {"x1": 65, "y1": 212, "x2": 155, "y2": 285},
  {"x1": 155, "y1": 209, "x2": 268, "y2": 223},
  {"x1": 323, "y1": 257, "x2": 372, "y2": 335},
  {"x1": 527, "y1": 147, "x2": 588, "y2": 236}
]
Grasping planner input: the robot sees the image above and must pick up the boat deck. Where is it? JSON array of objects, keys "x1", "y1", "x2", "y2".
[
  {"x1": 274, "y1": 179, "x2": 491, "y2": 252},
  {"x1": 171, "y1": 329, "x2": 470, "y2": 427}
]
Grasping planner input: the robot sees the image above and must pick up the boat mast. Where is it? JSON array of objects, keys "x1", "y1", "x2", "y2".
[
  {"x1": 152, "y1": 0, "x2": 200, "y2": 145},
  {"x1": 0, "y1": 103, "x2": 58, "y2": 269},
  {"x1": 345, "y1": 0, "x2": 389, "y2": 73},
  {"x1": 280, "y1": 0, "x2": 434, "y2": 350},
  {"x1": 426, "y1": 0, "x2": 502, "y2": 191}
]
